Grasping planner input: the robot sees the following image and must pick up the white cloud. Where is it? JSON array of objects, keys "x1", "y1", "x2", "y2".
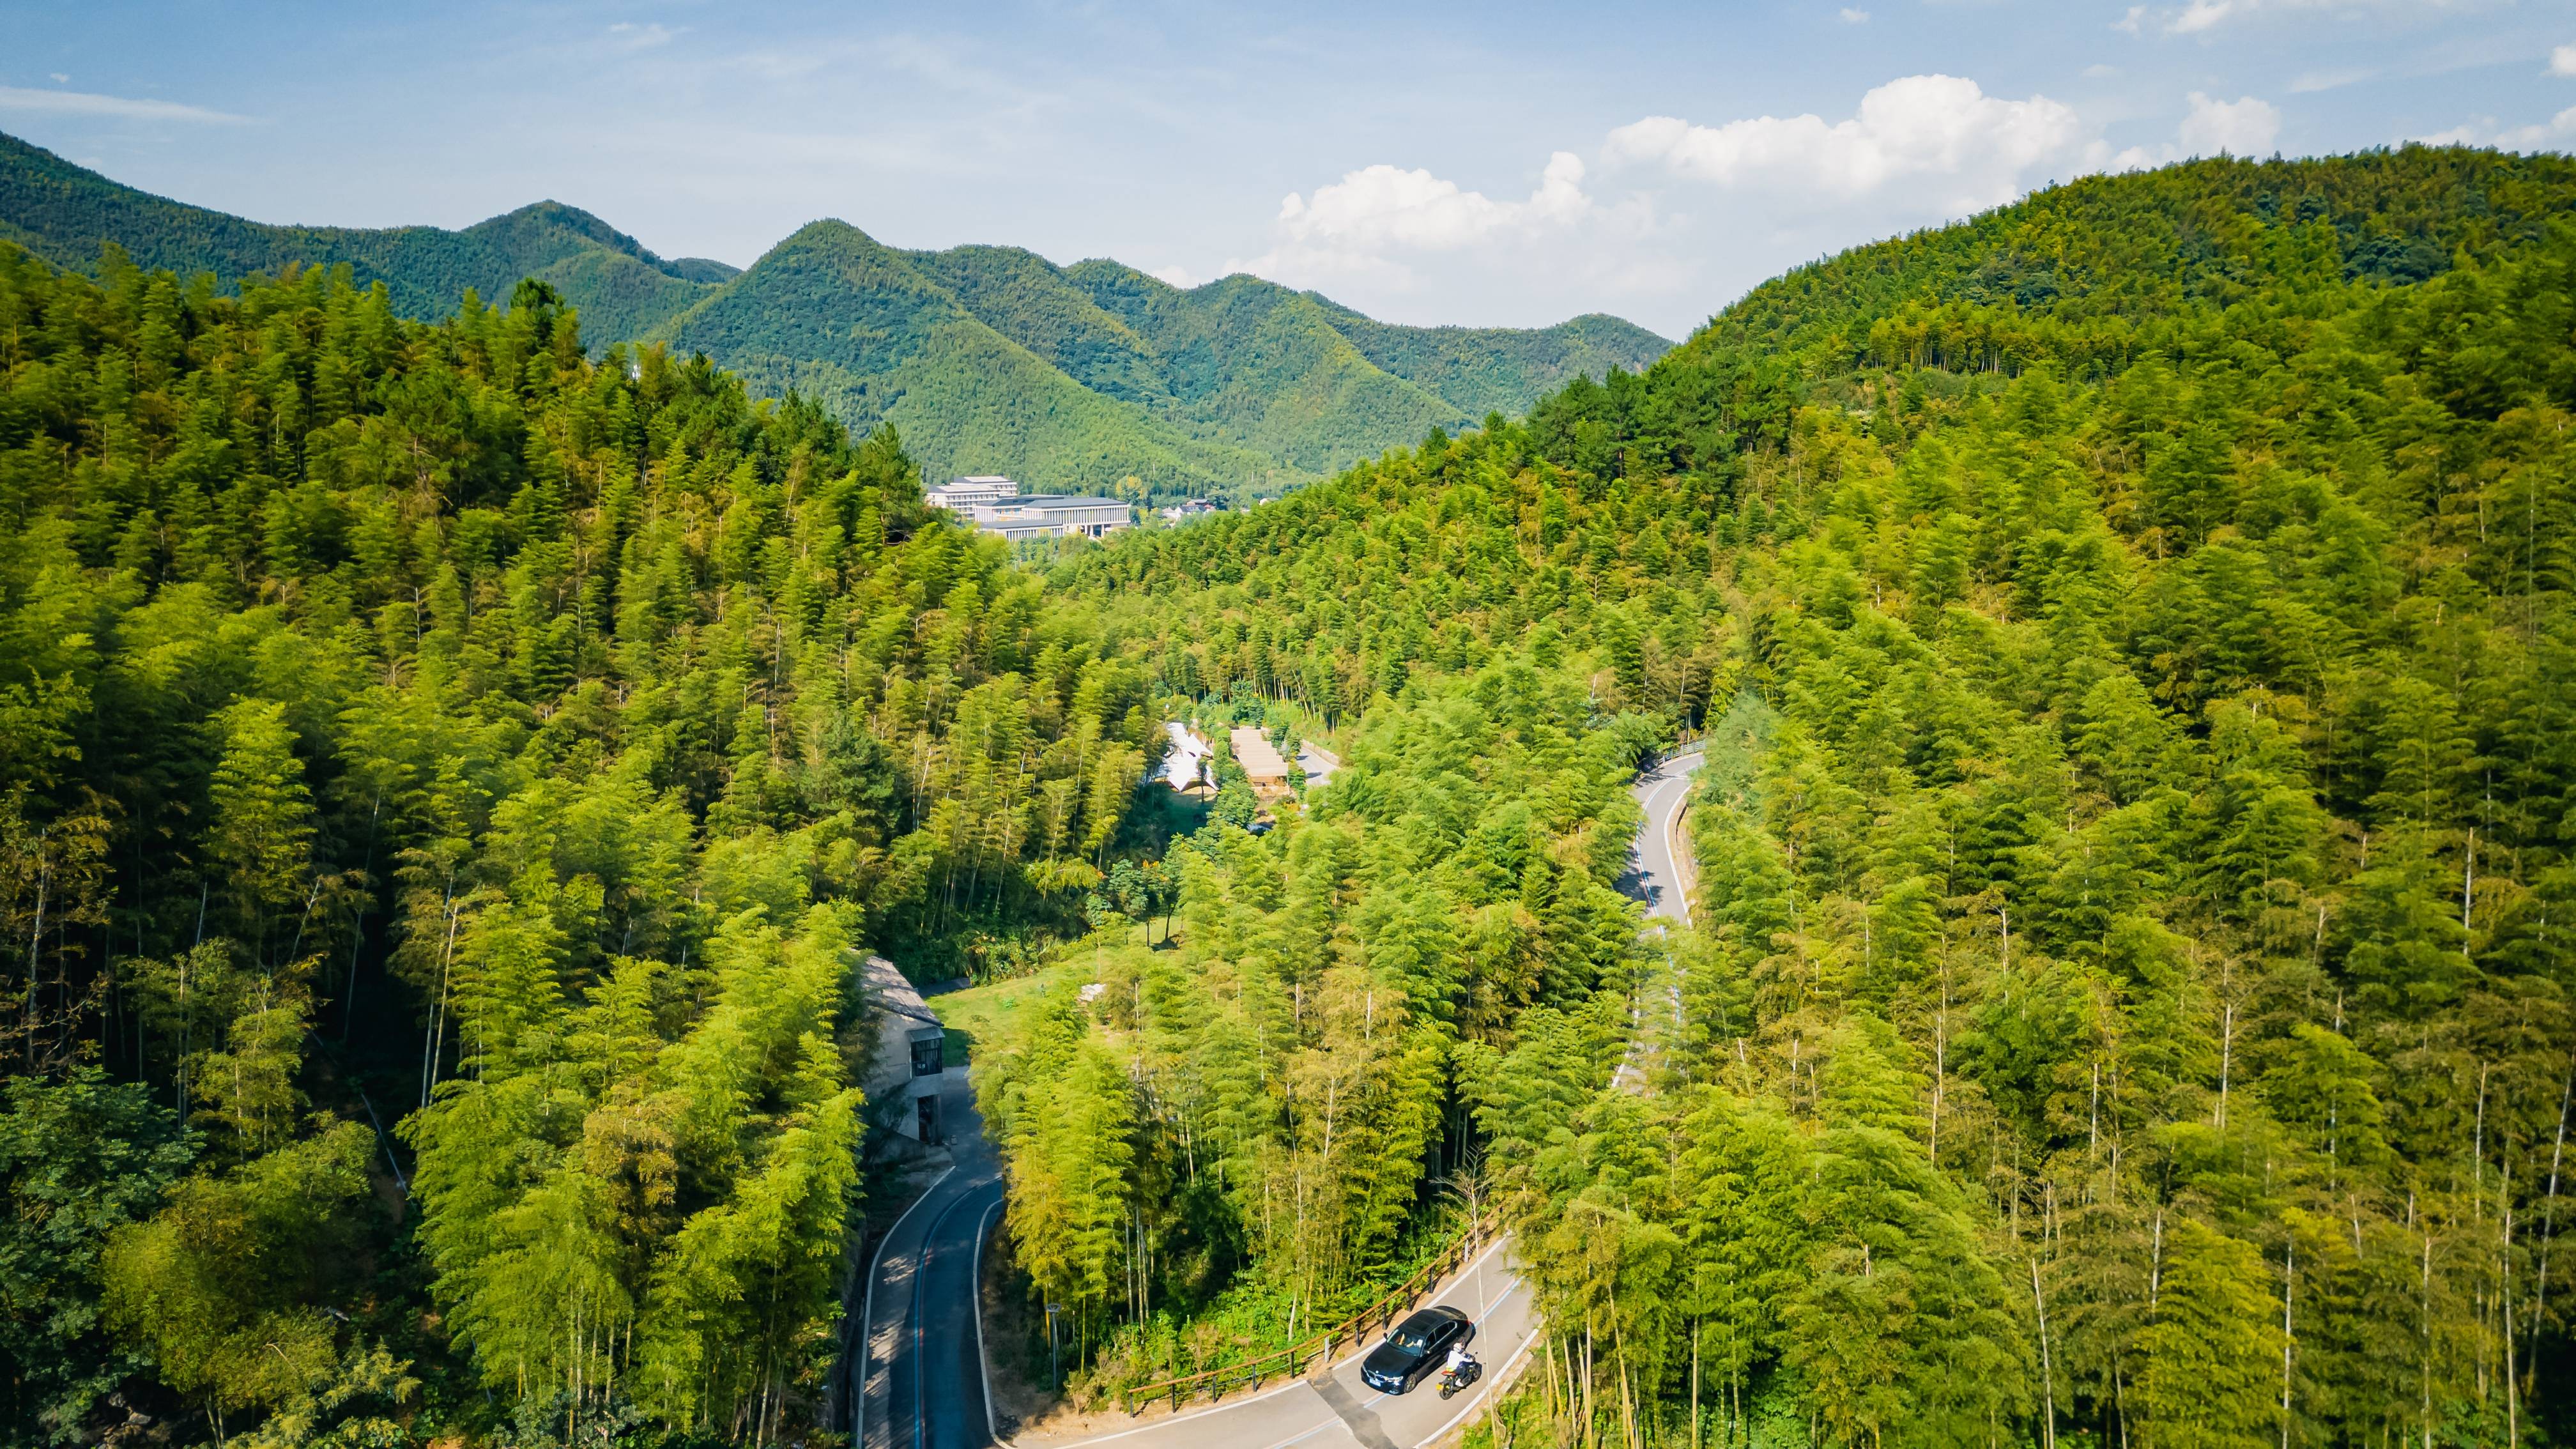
[
  {"x1": 2552, "y1": 44, "x2": 2576, "y2": 77},
  {"x1": 1149, "y1": 264, "x2": 1202, "y2": 289},
  {"x1": 2178, "y1": 91, "x2": 2282, "y2": 154},
  {"x1": 1604, "y1": 75, "x2": 2084, "y2": 210},
  {"x1": 2131, "y1": 0, "x2": 2476, "y2": 36},
  {"x1": 1839, "y1": 8, "x2": 1871, "y2": 24},
  {"x1": 1275, "y1": 150, "x2": 1590, "y2": 253},
  {"x1": 2098, "y1": 91, "x2": 2284, "y2": 170},
  {"x1": 2500, "y1": 108, "x2": 2576, "y2": 146},
  {"x1": 1186, "y1": 68, "x2": 2345, "y2": 333},
  {"x1": 1229, "y1": 151, "x2": 1609, "y2": 295},
  {"x1": 47, "y1": 73, "x2": 67, "y2": 84},
  {"x1": 2417, "y1": 106, "x2": 2576, "y2": 148},
  {"x1": 2172, "y1": 0, "x2": 2234, "y2": 33},
  {"x1": 606, "y1": 22, "x2": 678, "y2": 50},
  {"x1": 0, "y1": 85, "x2": 249, "y2": 124}
]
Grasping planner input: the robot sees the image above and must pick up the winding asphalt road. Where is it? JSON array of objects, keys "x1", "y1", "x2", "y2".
[
  {"x1": 861, "y1": 1067, "x2": 1007, "y2": 1449},
  {"x1": 864, "y1": 748, "x2": 1704, "y2": 1449},
  {"x1": 1624, "y1": 749, "x2": 1704, "y2": 926},
  {"x1": 1015, "y1": 1233, "x2": 1533, "y2": 1449}
]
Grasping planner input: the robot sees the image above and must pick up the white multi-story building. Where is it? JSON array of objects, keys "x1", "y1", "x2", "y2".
[
  {"x1": 965, "y1": 494, "x2": 1132, "y2": 542},
  {"x1": 926, "y1": 475, "x2": 1020, "y2": 510}
]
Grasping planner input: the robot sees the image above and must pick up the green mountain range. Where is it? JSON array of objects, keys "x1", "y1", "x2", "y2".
[{"x1": 0, "y1": 130, "x2": 1669, "y2": 498}]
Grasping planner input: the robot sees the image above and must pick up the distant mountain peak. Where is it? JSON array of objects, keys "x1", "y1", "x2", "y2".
[{"x1": 0, "y1": 128, "x2": 1673, "y2": 500}]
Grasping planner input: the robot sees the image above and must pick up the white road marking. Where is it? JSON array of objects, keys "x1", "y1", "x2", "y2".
[
  {"x1": 1040, "y1": 1234, "x2": 1522, "y2": 1449},
  {"x1": 861, "y1": 1165, "x2": 956, "y2": 1448},
  {"x1": 975, "y1": 1196, "x2": 1006, "y2": 1445},
  {"x1": 1413, "y1": 1310, "x2": 1542, "y2": 1449}
]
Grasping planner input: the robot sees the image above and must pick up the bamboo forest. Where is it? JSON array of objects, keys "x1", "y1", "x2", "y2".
[{"x1": 3, "y1": 143, "x2": 2575, "y2": 1449}]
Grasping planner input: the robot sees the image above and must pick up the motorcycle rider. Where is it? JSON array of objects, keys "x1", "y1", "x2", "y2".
[{"x1": 1443, "y1": 1338, "x2": 1477, "y2": 1386}]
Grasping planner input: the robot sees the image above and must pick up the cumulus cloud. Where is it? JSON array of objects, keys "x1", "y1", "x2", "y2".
[
  {"x1": 1262, "y1": 151, "x2": 1586, "y2": 266},
  {"x1": 1149, "y1": 264, "x2": 1202, "y2": 289},
  {"x1": 2172, "y1": 0, "x2": 2234, "y2": 33},
  {"x1": 1227, "y1": 151, "x2": 1609, "y2": 293},
  {"x1": 1202, "y1": 73, "x2": 2304, "y2": 328},
  {"x1": 1839, "y1": 9, "x2": 1871, "y2": 24},
  {"x1": 2099, "y1": 91, "x2": 2283, "y2": 169},
  {"x1": 1604, "y1": 75, "x2": 2084, "y2": 210},
  {"x1": 2553, "y1": 44, "x2": 2576, "y2": 77},
  {"x1": 0, "y1": 85, "x2": 249, "y2": 124},
  {"x1": 1276, "y1": 151, "x2": 1590, "y2": 252},
  {"x1": 2414, "y1": 106, "x2": 2576, "y2": 149},
  {"x1": 2177, "y1": 91, "x2": 2282, "y2": 154}
]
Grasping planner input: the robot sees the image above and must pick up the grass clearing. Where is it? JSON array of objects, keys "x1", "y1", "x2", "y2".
[{"x1": 924, "y1": 919, "x2": 1169, "y2": 1056}]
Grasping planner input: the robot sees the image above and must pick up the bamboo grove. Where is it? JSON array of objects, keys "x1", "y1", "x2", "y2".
[
  {"x1": 0, "y1": 249, "x2": 1162, "y2": 1444},
  {"x1": 3, "y1": 143, "x2": 2575, "y2": 1449},
  {"x1": 971, "y1": 149, "x2": 2576, "y2": 1449}
]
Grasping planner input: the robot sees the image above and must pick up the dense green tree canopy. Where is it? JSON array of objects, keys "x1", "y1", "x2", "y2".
[
  {"x1": 973, "y1": 147, "x2": 2576, "y2": 1449},
  {"x1": 0, "y1": 241, "x2": 1163, "y2": 1443},
  {"x1": 1, "y1": 142, "x2": 2573, "y2": 1449}
]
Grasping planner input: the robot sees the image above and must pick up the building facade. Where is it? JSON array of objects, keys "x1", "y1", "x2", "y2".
[
  {"x1": 926, "y1": 475, "x2": 1020, "y2": 510},
  {"x1": 924, "y1": 475, "x2": 1132, "y2": 542},
  {"x1": 966, "y1": 494, "x2": 1133, "y2": 541}
]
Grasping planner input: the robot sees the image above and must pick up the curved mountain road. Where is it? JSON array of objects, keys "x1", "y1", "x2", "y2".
[
  {"x1": 866, "y1": 749, "x2": 1703, "y2": 1448},
  {"x1": 859, "y1": 1068, "x2": 1007, "y2": 1449},
  {"x1": 1624, "y1": 749, "x2": 1703, "y2": 926},
  {"x1": 1016, "y1": 1233, "x2": 1534, "y2": 1449}
]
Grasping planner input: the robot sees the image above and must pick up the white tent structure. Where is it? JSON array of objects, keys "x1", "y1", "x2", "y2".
[{"x1": 1159, "y1": 721, "x2": 1212, "y2": 793}]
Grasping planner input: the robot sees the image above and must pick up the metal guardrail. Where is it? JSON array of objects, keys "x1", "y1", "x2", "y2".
[{"x1": 1114, "y1": 1216, "x2": 1496, "y2": 1415}]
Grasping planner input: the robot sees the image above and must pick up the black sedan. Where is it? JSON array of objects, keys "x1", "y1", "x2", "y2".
[{"x1": 1360, "y1": 1306, "x2": 1473, "y2": 1395}]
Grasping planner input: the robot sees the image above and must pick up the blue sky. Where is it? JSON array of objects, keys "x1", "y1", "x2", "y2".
[{"x1": 4, "y1": 1, "x2": 2572, "y2": 337}]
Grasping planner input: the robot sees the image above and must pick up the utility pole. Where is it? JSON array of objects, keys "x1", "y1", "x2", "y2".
[{"x1": 1046, "y1": 1303, "x2": 1063, "y2": 1391}]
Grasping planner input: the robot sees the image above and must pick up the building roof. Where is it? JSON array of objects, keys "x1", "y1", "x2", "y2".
[
  {"x1": 982, "y1": 494, "x2": 1126, "y2": 510},
  {"x1": 1230, "y1": 726, "x2": 1292, "y2": 781},
  {"x1": 1159, "y1": 723, "x2": 1211, "y2": 789}
]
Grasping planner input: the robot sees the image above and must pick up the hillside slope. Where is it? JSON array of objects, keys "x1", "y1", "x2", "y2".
[
  {"x1": 0, "y1": 131, "x2": 719, "y2": 335},
  {"x1": 0, "y1": 132, "x2": 1670, "y2": 498},
  {"x1": 992, "y1": 146, "x2": 2576, "y2": 1445},
  {"x1": 1064, "y1": 262, "x2": 1469, "y2": 474},
  {"x1": 0, "y1": 245, "x2": 1182, "y2": 1446},
  {"x1": 1307, "y1": 299, "x2": 1679, "y2": 420},
  {"x1": 663, "y1": 220, "x2": 1282, "y2": 497}
]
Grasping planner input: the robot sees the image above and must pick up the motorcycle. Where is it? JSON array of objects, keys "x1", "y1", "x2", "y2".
[{"x1": 1436, "y1": 1356, "x2": 1483, "y2": 1400}]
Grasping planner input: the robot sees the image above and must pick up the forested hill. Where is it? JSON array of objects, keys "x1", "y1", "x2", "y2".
[
  {"x1": 0, "y1": 132, "x2": 735, "y2": 341},
  {"x1": 973, "y1": 145, "x2": 2576, "y2": 1449},
  {"x1": 5, "y1": 141, "x2": 2575, "y2": 1449},
  {"x1": 1662, "y1": 146, "x2": 2576, "y2": 445},
  {"x1": 0, "y1": 132, "x2": 1670, "y2": 500},
  {"x1": 0, "y1": 256, "x2": 1169, "y2": 1444}
]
